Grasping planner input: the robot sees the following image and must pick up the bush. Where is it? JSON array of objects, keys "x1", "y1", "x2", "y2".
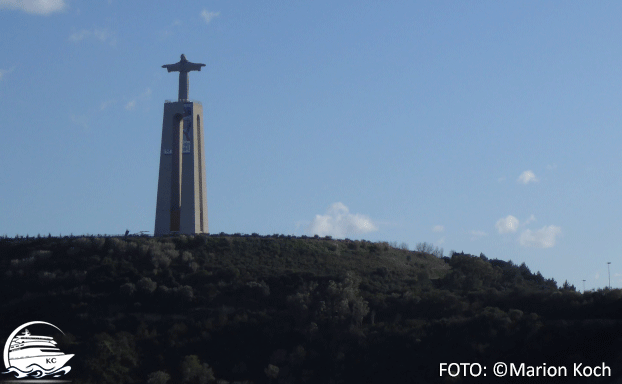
[
  {"x1": 138, "y1": 277, "x2": 157, "y2": 293},
  {"x1": 325, "y1": 272, "x2": 369, "y2": 326},
  {"x1": 177, "y1": 285, "x2": 194, "y2": 302},
  {"x1": 147, "y1": 371, "x2": 171, "y2": 384},
  {"x1": 120, "y1": 283, "x2": 136, "y2": 296},
  {"x1": 246, "y1": 280, "x2": 271, "y2": 296},
  {"x1": 181, "y1": 355, "x2": 215, "y2": 384},
  {"x1": 415, "y1": 242, "x2": 443, "y2": 257},
  {"x1": 182, "y1": 251, "x2": 193, "y2": 262},
  {"x1": 151, "y1": 250, "x2": 172, "y2": 269},
  {"x1": 264, "y1": 364, "x2": 279, "y2": 380}
]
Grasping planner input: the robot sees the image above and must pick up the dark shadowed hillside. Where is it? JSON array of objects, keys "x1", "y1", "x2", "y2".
[{"x1": 1, "y1": 234, "x2": 622, "y2": 383}]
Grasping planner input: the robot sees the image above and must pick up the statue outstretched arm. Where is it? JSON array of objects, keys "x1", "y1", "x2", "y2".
[{"x1": 162, "y1": 63, "x2": 182, "y2": 73}]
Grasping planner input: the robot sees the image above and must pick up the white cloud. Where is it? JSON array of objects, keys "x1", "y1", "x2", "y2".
[
  {"x1": 69, "y1": 28, "x2": 116, "y2": 46},
  {"x1": 0, "y1": 66, "x2": 15, "y2": 82},
  {"x1": 307, "y1": 202, "x2": 378, "y2": 238},
  {"x1": 519, "y1": 225, "x2": 562, "y2": 248},
  {"x1": 69, "y1": 29, "x2": 90, "y2": 42},
  {"x1": 160, "y1": 19, "x2": 182, "y2": 38},
  {"x1": 496, "y1": 215, "x2": 519, "y2": 234},
  {"x1": 523, "y1": 214, "x2": 536, "y2": 226},
  {"x1": 99, "y1": 99, "x2": 116, "y2": 111},
  {"x1": 546, "y1": 164, "x2": 557, "y2": 171},
  {"x1": 94, "y1": 28, "x2": 116, "y2": 46},
  {"x1": 70, "y1": 113, "x2": 89, "y2": 130},
  {"x1": 517, "y1": 170, "x2": 538, "y2": 184},
  {"x1": 432, "y1": 225, "x2": 444, "y2": 233},
  {"x1": 0, "y1": 0, "x2": 66, "y2": 15},
  {"x1": 470, "y1": 230, "x2": 487, "y2": 241},
  {"x1": 201, "y1": 9, "x2": 220, "y2": 24},
  {"x1": 125, "y1": 88, "x2": 151, "y2": 111}
]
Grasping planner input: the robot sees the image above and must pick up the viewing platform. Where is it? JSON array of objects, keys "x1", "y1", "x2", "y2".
[{"x1": 165, "y1": 99, "x2": 202, "y2": 105}]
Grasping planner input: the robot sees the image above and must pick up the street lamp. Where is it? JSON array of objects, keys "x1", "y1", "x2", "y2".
[
  {"x1": 582, "y1": 279, "x2": 586, "y2": 293},
  {"x1": 607, "y1": 262, "x2": 612, "y2": 289}
]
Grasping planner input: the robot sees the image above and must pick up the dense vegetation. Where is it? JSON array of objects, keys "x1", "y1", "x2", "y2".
[{"x1": 1, "y1": 234, "x2": 621, "y2": 383}]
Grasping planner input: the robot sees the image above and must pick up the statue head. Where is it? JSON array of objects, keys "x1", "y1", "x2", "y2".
[{"x1": 180, "y1": 54, "x2": 187, "y2": 61}]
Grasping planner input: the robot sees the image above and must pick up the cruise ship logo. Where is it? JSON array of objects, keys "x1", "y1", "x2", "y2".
[{"x1": 2, "y1": 321, "x2": 73, "y2": 379}]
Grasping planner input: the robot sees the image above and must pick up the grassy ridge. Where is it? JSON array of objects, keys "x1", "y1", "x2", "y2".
[{"x1": 1, "y1": 234, "x2": 621, "y2": 383}]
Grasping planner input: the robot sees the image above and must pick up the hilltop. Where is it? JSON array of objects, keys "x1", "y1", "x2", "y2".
[{"x1": 1, "y1": 234, "x2": 621, "y2": 383}]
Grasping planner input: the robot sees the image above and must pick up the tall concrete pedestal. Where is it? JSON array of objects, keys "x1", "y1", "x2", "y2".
[{"x1": 154, "y1": 55, "x2": 208, "y2": 235}]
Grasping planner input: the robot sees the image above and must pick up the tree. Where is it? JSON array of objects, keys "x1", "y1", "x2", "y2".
[
  {"x1": 147, "y1": 371, "x2": 171, "y2": 384},
  {"x1": 181, "y1": 355, "x2": 215, "y2": 384},
  {"x1": 86, "y1": 332, "x2": 138, "y2": 384},
  {"x1": 415, "y1": 242, "x2": 443, "y2": 257},
  {"x1": 562, "y1": 280, "x2": 576, "y2": 291},
  {"x1": 265, "y1": 364, "x2": 279, "y2": 383}
]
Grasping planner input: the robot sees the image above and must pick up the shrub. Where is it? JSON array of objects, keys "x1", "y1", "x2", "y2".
[
  {"x1": 38, "y1": 270, "x2": 56, "y2": 283},
  {"x1": 264, "y1": 364, "x2": 279, "y2": 380},
  {"x1": 147, "y1": 371, "x2": 171, "y2": 384},
  {"x1": 177, "y1": 285, "x2": 194, "y2": 302},
  {"x1": 120, "y1": 283, "x2": 136, "y2": 296},
  {"x1": 137, "y1": 277, "x2": 157, "y2": 293},
  {"x1": 151, "y1": 249, "x2": 172, "y2": 269},
  {"x1": 109, "y1": 238, "x2": 128, "y2": 254},
  {"x1": 246, "y1": 280, "x2": 271, "y2": 296},
  {"x1": 181, "y1": 355, "x2": 215, "y2": 384},
  {"x1": 30, "y1": 250, "x2": 52, "y2": 259},
  {"x1": 182, "y1": 251, "x2": 193, "y2": 262},
  {"x1": 325, "y1": 272, "x2": 370, "y2": 326},
  {"x1": 416, "y1": 242, "x2": 443, "y2": 257}
]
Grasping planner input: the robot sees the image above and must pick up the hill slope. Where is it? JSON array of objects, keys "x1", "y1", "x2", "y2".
[{"x1": 1, "y1": 234, "x2": 621, "y2": 383}]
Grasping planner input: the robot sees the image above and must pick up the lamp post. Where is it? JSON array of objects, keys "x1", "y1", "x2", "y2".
[
  {"x1": 582, "y1": 279, "x2": 586, "y2": 293},
  {"x1": 607, "y1": 262, "x2": 612, "y2": 289}
]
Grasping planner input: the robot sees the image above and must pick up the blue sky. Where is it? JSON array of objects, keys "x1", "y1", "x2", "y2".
[{"x1": 1, "y1": 1, "x2": 622, "y2": 291}]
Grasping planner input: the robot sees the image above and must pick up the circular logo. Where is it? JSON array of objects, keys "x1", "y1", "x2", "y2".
[{"x1": 3, "y1": 321, "x2": 73, "y2": 379}]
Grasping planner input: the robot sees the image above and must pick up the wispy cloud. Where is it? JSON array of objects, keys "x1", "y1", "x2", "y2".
[
  {"x1": 522, "y1": 214, "x2": 536, "y2": 226},
  {"x1": 201, "y1": 9, "x2": 220, "y2": 24},
  {"x1": 70, "y1": 113, "x2": 89, "y2": 131},
  {"x1": 432, "y1": 225, "x2": 444, "y2": 233},
  {"x1": 307, "y1": 202, "x2": 378, "y2": 238},
  {"x1": 69, "y1": 29, "x2": 89, "y2": 42},
  {"x1": 0, "y1": 0, "x2": 66, "y2": 15},
  {"x1": 517, "y1": 170, "x2": 538, "y2": 184},
  {"x1": 93, "y1": 28, "x2": 115, "y2": 45},
  {"x1": 69, "y1": 28, "x2": 116, "y2": 46},
  {"x1": 546, "y1": 164, "x2": 557, "y2": 171},
  {"x1": 124, "y1": 100, "x2": 136, "y2": 111},
  {"x1": 160, "y1": 19, "x2": 182, "y2": 38},
  {"x1": 470, "y1": 230, "x2": 487, "y2": 241},
  {"x1": 519, "y1": 225, "x2": 562, "y2": 248},
  {"x1": 0, "y1": 66, "x2": 15, "y2": 82},
  {"x1": 496, "y1": 215, "x2": 519, "y2": 234},
  {"x1": 125, "y1": 88, "x2": 151, "y2": 111},
  {"x1": 99, "y1": 99, "x2": 116, "y2": 111}
]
